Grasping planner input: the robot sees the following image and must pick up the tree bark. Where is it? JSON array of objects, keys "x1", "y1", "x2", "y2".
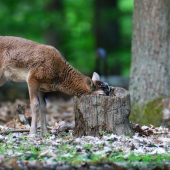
[
  {"x1": 94, "y1": 0, "x2": 119, "y2": 52},
  {"x1": 130, "y1": 0, "x2": 170, "y2": 103},
  {"x1": 94, "y1": 0, "x2": 120, "y2": 76},
  {"x1": 74, "y1": 87, "x2": 133, "y2": 137},
  {"x1": 129, "y1": 0, "x2": 170, "y2": 126},
  {"x1": 44, "y1": 0, "x2": 62, "y2": 49}
]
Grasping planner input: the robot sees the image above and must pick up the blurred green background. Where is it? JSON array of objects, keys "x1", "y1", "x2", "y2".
[{"x1": 0, "y1": 0, "x2": 133, "y2": 77}]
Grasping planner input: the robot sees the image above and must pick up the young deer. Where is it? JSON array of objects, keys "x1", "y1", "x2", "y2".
[{"x1": 0, "y1": 36, "x2": 110, "y2": 134}]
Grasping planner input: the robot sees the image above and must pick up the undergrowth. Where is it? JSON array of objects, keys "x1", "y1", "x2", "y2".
[{"x1": 0, "y1": 133, "x2": 169, "y2": 169}]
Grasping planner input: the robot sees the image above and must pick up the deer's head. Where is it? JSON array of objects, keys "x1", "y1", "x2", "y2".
[{"x1": 86, "y1": 72, "x2": 110, "y2": 96}]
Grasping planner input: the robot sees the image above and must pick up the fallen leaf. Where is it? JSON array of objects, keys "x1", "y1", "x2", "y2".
[
  {"x1": 1, "y1": 158, "x2": 21, "y2": 170},
  {"x1": 154, "y1": 139, "x2": 163, "y2": 143},
  {"x1": 131, "y1": 144, "x2": 137, "y2": 150}
]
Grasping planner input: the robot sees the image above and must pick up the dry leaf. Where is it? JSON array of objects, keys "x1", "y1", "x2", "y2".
[
  {"x1": 154, "y1": 139, "x2": 163, "y2": 143},
  {"x1": 131, "y1": 144, "x2": 137, "y2": 150},
  {"x1": 1, "y1": 158, "x2": 21, "y2": 170}
]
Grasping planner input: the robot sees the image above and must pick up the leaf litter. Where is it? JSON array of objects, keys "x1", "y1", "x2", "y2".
[{"x1": 0, "y1": 100, "x2": 169, "y2": 169}]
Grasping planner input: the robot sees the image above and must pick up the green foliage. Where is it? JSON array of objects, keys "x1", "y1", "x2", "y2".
[
  {"x1": 0, "y1": 0, "x2": 49, "y2": 42},
  {"x1": 61, "y1": 0, "x2": 95, "y2": 75},
  {"x1": 0, "y1": 0, "x2": 134, "y2": 76},
  {"x1": 107, "y1": 50, "x2": 131, "y2": 76},
  {"x1": 71, "y1": 159, "x2": 84, "y2": 166},
  {"x1": 101, "y1": 131, "x2": 106, "y2": 136},
  {"x1": 83, "y1": 143, "x2": 92, "y2": 150},
  {"x1": 0, "y1": 134, "x2": 169, "y2": 169},
  {"x1": 42, "y1": 133, "x2": 51, "y2": 138},
  {"x1": 130, "y1": 98, "x2": 164, "y2": 126},
  {"x1": 118, "y1": 0, "x2": 134, "y2": 12}
]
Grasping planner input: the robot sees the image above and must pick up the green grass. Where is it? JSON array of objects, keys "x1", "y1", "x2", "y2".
[{"x1": 0, "y1": 134, "x2": 169, "y2": 169}]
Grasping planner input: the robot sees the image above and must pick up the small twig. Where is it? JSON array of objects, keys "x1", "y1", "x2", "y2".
[
  {"x1": 0, "y1": 129, "x2": 30, "y2": 134},
  {"x1": 0, "y1": 125, "x2": 54, "y2": 134},
  {"x1": 0, "y1": 128, "x2": 54, "y2": 134}
]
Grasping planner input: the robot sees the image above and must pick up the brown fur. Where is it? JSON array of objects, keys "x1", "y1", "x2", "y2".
[{"x1": 0, "y1": 36, "x2": 108, "y2": 135}]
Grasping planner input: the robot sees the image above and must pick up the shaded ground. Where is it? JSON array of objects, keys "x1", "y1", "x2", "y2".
[
  {"x1": 0, "y1": 99, "x2": 74, "y2": 129},
  {"x1": 0, "y1": 100, "x2": 169, "y2": 170}
]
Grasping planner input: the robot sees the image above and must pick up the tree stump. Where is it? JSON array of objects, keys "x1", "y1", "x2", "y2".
[{"x1": 74, "y1": 87, "x2": 134, "y2": 137}]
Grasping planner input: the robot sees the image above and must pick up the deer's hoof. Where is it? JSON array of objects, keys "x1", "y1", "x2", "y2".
[
  {"x1": 41, "y1": 129, "x2": 50, "y2": 135},
  {"x1": 29, "y1": 127, "x2": 37, "y2": 135}
]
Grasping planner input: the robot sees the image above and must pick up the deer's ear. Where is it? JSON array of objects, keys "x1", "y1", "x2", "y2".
[
  {"x1": 86, "y1": 77, "x2": 95, "y2": 91},
  {"x1": 92, "y1": 72, "x2": 100, "y2": 81}
]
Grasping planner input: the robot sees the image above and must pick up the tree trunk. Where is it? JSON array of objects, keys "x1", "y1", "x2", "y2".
[
  {"x1": 74, "y1": 87, "x2": 133, "y2": 137},
  {"x1": 129, "y1": 0, "x2": 170, "y2": 126},
  {"x1": 94, "y1": 0, "x2": 119, "y2": 52},
  {"x1": 44, "y1": 0, "x2": 62, "y2": 49},
  {"x1": 94, "y1": 0, "x2": 120, "y2": 76}
]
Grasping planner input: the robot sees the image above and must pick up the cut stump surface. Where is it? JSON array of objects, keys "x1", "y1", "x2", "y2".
[{"x1": 74, "y1": 87, "x2": 134, "y2": 137}]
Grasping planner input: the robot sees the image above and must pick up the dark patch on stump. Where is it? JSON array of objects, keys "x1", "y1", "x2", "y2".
[{"x1": 74, "y1": 87, "x2": 134, "y2": 137}]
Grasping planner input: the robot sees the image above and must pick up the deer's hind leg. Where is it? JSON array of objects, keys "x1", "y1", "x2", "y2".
[
  {"x1": 27, "y1": 76, "x2": 40, "y2": 135},
  {"x1": 39, "y1": 91, "x2": 49, "y2": 134},
  {"x1": 0, "y1": 78, "x2": 6, "y2": 87},
  {"x1": 0, "y1": 68, "x2": 6, "y2": 87}
]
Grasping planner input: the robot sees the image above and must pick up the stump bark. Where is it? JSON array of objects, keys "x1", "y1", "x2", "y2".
[{"x1": 74, "y1": 87, "x2": 134, "y2": 137}]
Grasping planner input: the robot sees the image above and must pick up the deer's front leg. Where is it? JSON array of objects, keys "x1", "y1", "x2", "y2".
[
  {"x1": 28, "y1": 78, "x2": 40, "y2": 135},
  {"x1": 39, "y1": 91, "x2": 49, "y2": 134}
]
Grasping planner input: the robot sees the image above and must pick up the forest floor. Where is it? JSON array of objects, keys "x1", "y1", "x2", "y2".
[{"x1": 0, "y1": 99, "x2": 169, "y2": 170}]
